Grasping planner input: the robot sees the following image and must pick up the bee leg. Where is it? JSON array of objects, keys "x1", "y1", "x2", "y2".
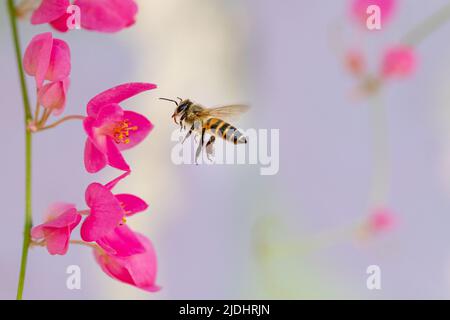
[
  {"x1": 195, "y1": 127, "x2": 206, "y2": 165},
  {"x1": 182, "y1": 124, "x2": 195, "y2": 144},
  {"x1": 206, "y1": 136, "x2": 216, "y2": 161}
]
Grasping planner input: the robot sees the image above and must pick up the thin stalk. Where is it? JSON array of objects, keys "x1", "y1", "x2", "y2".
[
  {"x1": 402, "y1": 2, "x2": 450, "y2": 47},
  {"x1": 368, "y1": 93, "x2": 390, "y2": 210},
  {"x1": 38, "y1": 115, "x2": 85, "y2": 132},
  {"x1": 7, "y1": 0, "x2": 33, "y2": 300}
]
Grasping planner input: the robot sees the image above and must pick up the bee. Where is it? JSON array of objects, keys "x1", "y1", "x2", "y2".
[{"x1": 160, "y1": 97, "x2": 249, "y2": 163}]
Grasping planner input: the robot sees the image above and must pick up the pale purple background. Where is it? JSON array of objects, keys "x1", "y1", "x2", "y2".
[{"x1": 2, "y1": 0, "x2": 450, "y2": 299}]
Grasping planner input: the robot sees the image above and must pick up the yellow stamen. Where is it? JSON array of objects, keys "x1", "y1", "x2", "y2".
[{"x1": 112, "y1": 119, "x2": 138, "y2": 144}]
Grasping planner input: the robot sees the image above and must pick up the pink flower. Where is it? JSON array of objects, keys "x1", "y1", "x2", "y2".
[
  {"x1": 31, "y1": 203, "x2": 82, "y2": 255},
  {"x1": 350, "y1": 0, "x2": 397, "y2": 27},
  {"x1": 83, "y1": 83, "x2": 155, "y2": 173},
  {"x1": 37, "y1": 78, "x2": 70, "y2": 115},
  {"x1": 81, "y1": 172, "x2": 149, "y2": 256},
  {"x1": 381, "y1": 45, "x2": 417, "y2": 79},
  {"x1": 31, "y1": 0, "x2": 138, "y2": 33},
  {"x1": 23, "y1": 32, "x2": 71, "y2": 89},
  {"x1": 94, "y1": 233, "x2": 160, "y2": 292},
  {"x1": 345, "y1": 49, "x2": 366, "y2": 77},
  {"x1": 367, "y1": 207, "x2": 396, "y2": 234}
]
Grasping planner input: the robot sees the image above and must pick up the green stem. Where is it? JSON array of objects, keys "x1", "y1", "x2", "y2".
[
  {"x1": 7, "y1": 0, "x2": 33, "y2": 300},
  {"x1": 402, "y1": 2, "x2": 450, "y2": 46},
  {"x1": 368, "y1": 93, "x2": 389, "y2": 210}
]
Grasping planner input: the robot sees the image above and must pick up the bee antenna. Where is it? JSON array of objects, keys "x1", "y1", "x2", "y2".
[
  {"x1": 159, "y1": 97, "x2": 179, "y2": 106},
  {"x1": 177, "y1": 97, "x2": 183, "y2": 102}
]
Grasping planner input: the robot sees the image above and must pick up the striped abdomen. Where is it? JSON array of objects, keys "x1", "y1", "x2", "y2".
[{"x1": 204, "y1": 118, "x2": 247, "y2": 144}]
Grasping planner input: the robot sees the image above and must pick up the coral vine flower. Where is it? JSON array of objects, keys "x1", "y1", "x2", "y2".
[
  {"x1": 350, "y1": 0, "x2": 397, "y2": 28},
  {"x1": 23, "y1": 32, "x2": 71, "y2": 89},
  {"x1": 31, "y1": 0, "x2": 138, "y2": 33},
  {"x1": 367, "y1": 207, "x2": 396, "y2": 234},
  {"x1": 345, "y1": 49, "x2": 366, "y2": 77},
  {"x1": 83, "y1": 83, "x2": 155, "y2": 173},
  {"x1": 94, "y1": 233, "x2": 159, "y2": 292},
  {"x1": 381, "y1": 45, "x2": 417, "y2": 79},
  {"x1": 37, "y1": 78, "x2": 70, "y2": 115},
  {"x1": 81, "y1": 172, "x2": 149, "y2": 256},
  {"x1": 31, "y1": 203, "x2": 82, "y2": 255}
]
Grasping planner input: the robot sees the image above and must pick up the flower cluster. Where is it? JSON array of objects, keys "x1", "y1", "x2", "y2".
[
  {"x1": 343, "y1": 0, "x2": 417, "y2": 99},
  {"x1": 18, "y1": 0, "x2": 138, "y2": 33},
  {"x1": 19, "y1": 0, "x2": 160, "y2": 293}
]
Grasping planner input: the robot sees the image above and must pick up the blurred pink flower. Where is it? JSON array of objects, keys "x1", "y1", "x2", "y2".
[
  {"x1": 81, "y1": 172, "x2": 148, "y2": 256},
  {"x1": 37, "y1": 78, "x2": 70, "y2": 115},
  {"x1": 345, "y1": 49, "x2": 366, "y2": 77},
  {"x1": 31, "y1": 0, "x2": 138, "y2": 33},
  {"x1": 381, "y1": 45, "x2": 417, "y2": 79},
  {"x1": 23, "y1": 32, "x2": 71, "y2": 89},
  {"x1": 83, "y1": 83, "x2": 155, "y2": 173},
  {"x1": 94, "y1": 233, "x2": 160, "y2": 292},
  {"x1": 31, "y1": 203, "x2": 81, "y2": 255},
  {"x1": 367, "y1": 207, "x2": 396, "y2": 233},
  {"x1": 350, "y1": 0, "x2": 397, "y2": 27}
]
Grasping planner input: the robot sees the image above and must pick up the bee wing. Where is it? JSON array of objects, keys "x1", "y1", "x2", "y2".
[{"x1": 200, "y1": 105, "x2": 250, "y2": 121}]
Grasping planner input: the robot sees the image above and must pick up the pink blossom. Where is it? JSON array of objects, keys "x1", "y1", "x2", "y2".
[
  {"x1": 31, "y1": 0, "x2": 138, "y2": 33},
  {"x1": 350, "y1": 0, "x2": 396, "y2": 27},
  {"x1": 81, "y1": 172, "x2": 148, "y2": 256},
  {"x1": 345, "y1": 49, "x2": 366, "y2": 77},
  {"x1": 83, "y1": 83, "x2": 155, "y2": 173},
  {"x1": 31, "y1": 203, "x2": 82, "y2": 255},
  {"x1": 23, "y1": 32, "x2": 71, "y2": 89},
  {"x1": 94, "y1": 233, "x2": 159, "y2": 292},
  {"x1": 37, "y1": 78, "x2": 70, "y2": 115},
  {"x1": 381, "y1": 45, "x2": 417, "y2": 79},
  {"x1": 367, "y1": 208, "x2": 396, "y2": 233}
]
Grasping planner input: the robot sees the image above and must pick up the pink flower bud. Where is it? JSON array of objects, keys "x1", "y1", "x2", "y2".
[
  {"x1": 23, "y1": 32, "x2": 71, "y2": 88},
  {"x1": 381, "y1": 45, "x2": 417, "y2": 79},
  {"x1": 367, "y1": 208, "x2": 396, "y2": 234},
  {"x1": 31, "y1": 203, "x2": 82, "y2": 255},
  {"x1": 37, "y1": 78, "x2": 70, "y2": 115}
]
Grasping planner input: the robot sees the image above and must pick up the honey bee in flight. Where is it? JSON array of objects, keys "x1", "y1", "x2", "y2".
[{"x1": 160, "y1": 97, "x2": 249, "y2": 163}]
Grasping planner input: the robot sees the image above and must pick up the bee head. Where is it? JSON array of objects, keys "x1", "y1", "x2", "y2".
[
  {"x1": 159, "y1": 97, "x2": 191, "y2": 124},
  {"x1": 176, "y1": 100, "x2": 191, "y2": 115}
]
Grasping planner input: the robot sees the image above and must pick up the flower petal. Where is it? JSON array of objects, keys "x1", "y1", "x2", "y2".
[
  {"x1": 126, "y1": 234, "x2": 160, "y2": 292},
  {"x1": 381, "y1": 45, "x2": 417, "y2": 79},
  {"x1": 93, "y1": 233, "x2": 159, "y2": 292},
  {"x1": 105, "y1": 137, "x2": 130, "y2": 172},
  {"x1": 31, "y1": 207, "x2": 81, "y2": 255},
  {"x1": 74, "y1": 0, "x2": 138, "y2": 33},
  {"x1": 81, "y1": 183, "x2": 124, "y2": 242},
  {"x1": 94, "y1": 104, "x2": 124, "y2": 128},
  {"x1": 96, "y1": 224, "x2": 145, "y2": 257},
  {"x1": 86, "y1": 83, "x2": 157, "y2": 117},
  {"x1": 45, "y1": 228, "x2": 71, "y2": 255},
  {"x1": 117, "y1": 111, "x2": 153, "y2": 151},
  {"x1": 45, "y1": 39, "x2": 71, "y2": 82},
  {"x1": 23, "y1": 32, "x2": 53, "y2": 88},
  {"x1": 115, "y1": 194, "x2": 148, "y2": 216},
  {"x1": 50, "y1": 12, "x2": 71, "y2": 32},
  {"x1": 31, "y1": 0, "x2": 70, "y2": 25},
  {"x1": 37, "y1": 78, "x2": 70, "y2": 115},
  {"x1": 104, "y1": 171, "x2": 131, "y2": 191},
  {"x1": 84, "y1": 138, "x2": 107, "y2": 173}
]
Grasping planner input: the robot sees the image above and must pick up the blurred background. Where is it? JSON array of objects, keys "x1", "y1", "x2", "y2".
[{"x1": 2, "y1": 0, "x2": 450, "y2": 299}]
